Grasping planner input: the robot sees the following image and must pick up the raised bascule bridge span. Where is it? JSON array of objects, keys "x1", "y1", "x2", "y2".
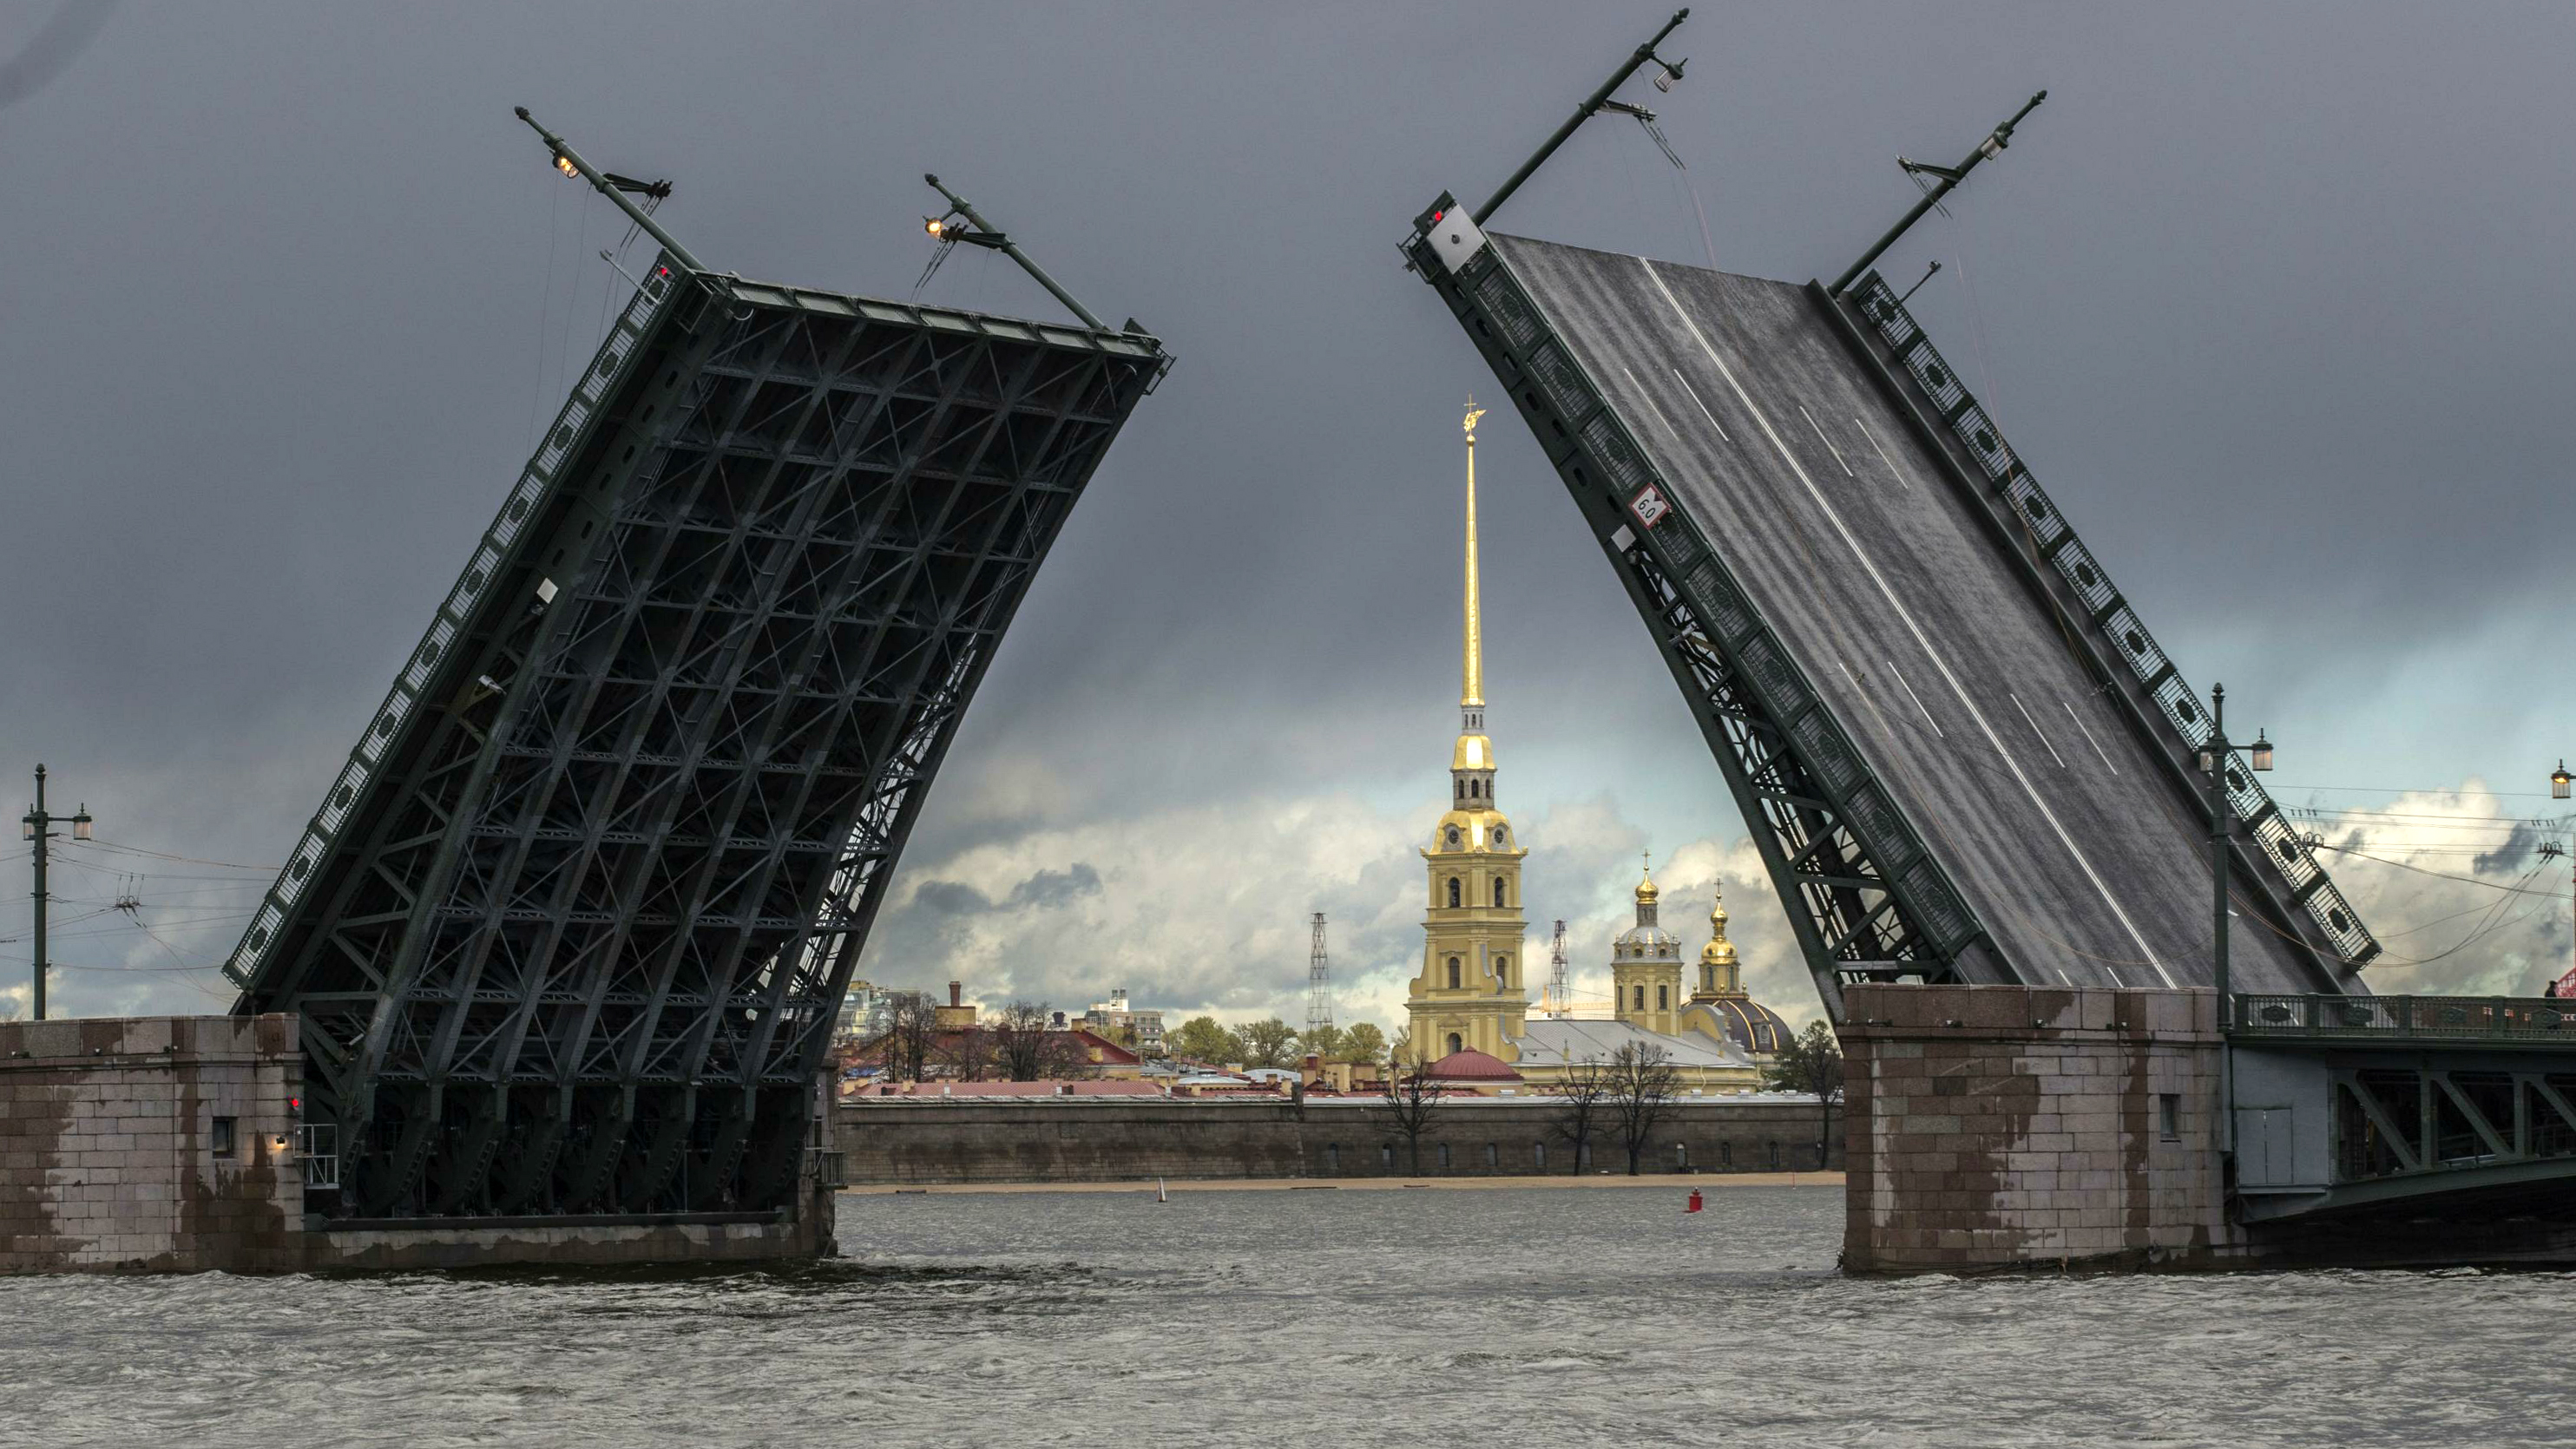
[
  {"x1": 220, "y1": 113, "x2": 1168, "y2": 1225},
  {"x1": 1404, "y1": 216, "x2": 2375, "y2": 1016},
  {"x1": 1403, "y1": 13, "x2": 2576, "y2": 1257}
]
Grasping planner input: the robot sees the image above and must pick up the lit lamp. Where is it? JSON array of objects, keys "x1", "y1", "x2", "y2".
[
  {"x1": 2248, "y1": 730, "x2": 2274, "y2": 774},
  {"x1": 2553, "y1": 761, "x2": 2572, "y2": 801}
]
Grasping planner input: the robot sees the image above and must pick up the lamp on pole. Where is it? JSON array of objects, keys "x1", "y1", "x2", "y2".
[
  {"x1": 19, "y1": 764, "x2": 93, "y2": 1021},
  {"x1": 2545, "y1": 764, "x2": 2576, "y2": 998},
  {"x1": 2196, "y1": 686, "x2": 2270, "y2": 1167}
]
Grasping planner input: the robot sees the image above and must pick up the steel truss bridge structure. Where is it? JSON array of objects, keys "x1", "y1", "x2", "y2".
[
  {"x1": 1403, "y1": 193, "x2": 2377, "y2": 1020},
  {"x1": 226, "y1": 219, "x2": 1166, "y2": 1220}
]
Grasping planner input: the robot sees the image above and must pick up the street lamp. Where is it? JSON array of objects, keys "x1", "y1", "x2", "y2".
[
  {"x1": 19, "y1": 764, "x2": 93, "y2": 1021},
  {"x1": 2552, "y1": 760, "x2": 2571, "y2": 802},
  {"x1": 2200, "y1": 685, "x2": 2269, "y2": 1179},
  {"x1": 2201, "y1": 686, "x2": 2273, "y2": 1020}
]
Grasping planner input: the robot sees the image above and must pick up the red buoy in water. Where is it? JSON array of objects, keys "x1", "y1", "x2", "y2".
[{"x1": 1686, "y1": 1189, "x2": 1704, "y2": 1213}]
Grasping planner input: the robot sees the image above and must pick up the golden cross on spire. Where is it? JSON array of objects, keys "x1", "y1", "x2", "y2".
[{"x1": 1463, "y1": 396, "x2": 1487, "y2": 443}]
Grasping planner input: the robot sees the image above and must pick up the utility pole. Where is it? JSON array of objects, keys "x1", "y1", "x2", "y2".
[
  {"x1": 1548, "y1": 919, "x2": 1570, "y2": 1019},
  {"x1": 19, "y1": 765, "x2": 92, "y2": 1021},
  {"x1": 1306, "y1": 912, "x2": 1333, "y2": 1037}
]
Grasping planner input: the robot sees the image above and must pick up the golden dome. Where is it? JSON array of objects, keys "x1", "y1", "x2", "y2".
[
  {"x1": 1634, "y1": 862, "x2": 1659, "y2": 906},
  {"x1": 1701, "y1": 886, "x2": 1735, "y2": 966}
]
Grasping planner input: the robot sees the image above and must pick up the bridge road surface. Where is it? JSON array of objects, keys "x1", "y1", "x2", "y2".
[{"x1": 1493, "y1": 234, "x2": 2339, "y2": 994}]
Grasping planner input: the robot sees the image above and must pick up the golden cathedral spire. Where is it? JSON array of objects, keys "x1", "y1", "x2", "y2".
[{"x1": 1462, "y1": 399, "x2": 1487, "y2": 713}]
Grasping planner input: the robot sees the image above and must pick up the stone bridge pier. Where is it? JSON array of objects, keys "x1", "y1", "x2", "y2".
[{"x1": 1839, "y1": 983, "x2": 2576, "y2": 1272}]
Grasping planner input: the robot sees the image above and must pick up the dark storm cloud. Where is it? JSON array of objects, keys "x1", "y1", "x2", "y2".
[
  {"x1": 911, "y1": 864, "x2": 1103, "y2": 919},
  {"x1": 2474, "y1": 820, "x2": 2545, "y2": 877},
  {"x1": 3, "y1": 3, "x2": 2571, "y2": 1014},
  {"x1": 0, "y1": 0, "x2": 113, "y2": 112}
]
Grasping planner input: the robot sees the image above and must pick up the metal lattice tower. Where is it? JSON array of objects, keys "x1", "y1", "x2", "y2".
[
  {"x1": 224, "y1": 117, "x2": 1167, "y2": 1221},
  {"x1": 1546, "y1": 918, "x2": 1569, "y2": 1018},
  {"x1": 1306, "y1": 911, "x2": 1333, "y2": 1036}
]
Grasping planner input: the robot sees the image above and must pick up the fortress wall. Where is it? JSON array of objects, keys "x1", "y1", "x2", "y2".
[{"x1": 833, "y1": 1096, "x2": 1842, "y2": 1183}]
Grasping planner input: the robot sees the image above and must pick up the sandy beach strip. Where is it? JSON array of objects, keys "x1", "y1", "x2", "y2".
[{"x1": 843, "y1": 1171, "x2": 1841, "y2": 1196}]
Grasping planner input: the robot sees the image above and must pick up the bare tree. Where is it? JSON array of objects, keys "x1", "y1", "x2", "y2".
[
  {"x1": 989, "y1": 1000, "x2": 1060, "y2": 1082},
  {"x1": 876, "y1": 990, "x2": 937, "y2": 1083},
  {"x1": 1763, "y1": 1019, "x2": 1846, "y2": 1168},
  {"x1": 1606, "y1": 1040, "x2": 1683, "y2": 1176},
  {"x1": 1375, "y1": 1046, "x2": 1444, "y2": 1175},
  {"x1": 1548, "y1": 1056, "x2": 1614, "y2": 1175},
  {"x1": 936, "y1": 1025, "x2": 995, "y2": 1082}
]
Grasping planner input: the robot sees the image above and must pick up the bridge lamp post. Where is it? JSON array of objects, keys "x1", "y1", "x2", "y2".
[
  {"x1": 2548, "y1": 764, "x2": 2574, "y2": 995},
  {"x1": 2198, "y1": 686, "x2": 2269, "y2": 1177},
  {"x1": 19, "y1": 764, "x2": 93, "y2": 1022},
  {"x1": 2196, "y1": 684, "x2": 2271, "y2": 1023}
]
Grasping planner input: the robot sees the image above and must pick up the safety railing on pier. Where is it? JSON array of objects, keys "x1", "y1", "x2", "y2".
[
  {"x1": 299, "y1": 1123, "x2": 341, "y2": 1190},
  {"x1": 1848, "y1": 272, "x2": 2381, "y2": 968}
]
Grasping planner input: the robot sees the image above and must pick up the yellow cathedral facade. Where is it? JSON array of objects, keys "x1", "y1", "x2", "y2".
[{"x1": 1403, "y1": 403, "x2": 1786, "y2": 1094}]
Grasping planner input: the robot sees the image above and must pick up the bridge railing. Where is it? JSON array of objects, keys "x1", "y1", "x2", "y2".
[
  {"x1": 1848, "y1": 272, "x2": 2381, "y2": 969},
  {"x1": 2233, "y1": 992, "x2": 2576, "y2": 1044}
]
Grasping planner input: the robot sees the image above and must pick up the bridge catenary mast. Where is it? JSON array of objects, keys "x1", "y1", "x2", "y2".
[
  {"x1": 226, "y1": 113, "x2": 1170, "y2": 1220},
  {"x1": 1399, "y1": 22, "x2": 2375, "y2": 1020}
]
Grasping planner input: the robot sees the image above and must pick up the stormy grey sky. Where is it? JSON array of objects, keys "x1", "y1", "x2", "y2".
[{"x1": 3, "y1": 2, "x2": 2573, "y2": 1026}]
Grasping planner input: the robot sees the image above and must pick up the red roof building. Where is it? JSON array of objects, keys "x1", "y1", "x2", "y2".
[{"x1": 1422, "y1": 1048, "x2": 1525, "y2": 1092}]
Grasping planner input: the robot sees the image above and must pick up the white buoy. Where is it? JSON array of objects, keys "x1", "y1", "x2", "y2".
[{"x1": 1156, "y1": 1177, "x2": 1167, "y2": 1203}]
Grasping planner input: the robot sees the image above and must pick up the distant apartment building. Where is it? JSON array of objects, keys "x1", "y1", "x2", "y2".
[
  {"x1": 836, "y1": 979, "x2": 890, "y2": 1041},
  {"x1": 1082, "y1": 989, "x2": 1165, "y2": 1055}
]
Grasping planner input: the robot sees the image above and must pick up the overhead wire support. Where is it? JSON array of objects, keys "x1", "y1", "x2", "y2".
[
  {"x1": 514, "y1": 105, "x2": 706, "y2": 275},
  {"x1": 1829, "y1": 90, "x2": 2045, "y2": 297},
  {"x1": 1473, "y1": 7, "x2": 1690, "y2": 226},
  {"x1": 923, "y1": 174, "x2": 1110, "y2": 331},
  {"x1": 1308, "y1": 912, "x2": 1334, "y2": 1037}
]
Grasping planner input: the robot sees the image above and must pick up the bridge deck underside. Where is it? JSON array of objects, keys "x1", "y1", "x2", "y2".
[
  {"x1": 1494, "y1": 235, "x2": 2330, "y2": 994},
  {"x1": 236, "y1": 270, "x2": 1160, "y2": 1218}
]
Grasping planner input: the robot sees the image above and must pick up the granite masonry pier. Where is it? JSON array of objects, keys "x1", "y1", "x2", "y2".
[
  {"x1": 0, "y1": 1013, "x2": 307, "y2": 1274},
  {"x1": 835, "y1": 1094, "x2": 1843, "y2": 1183},
  {"x1": 1840, "y1": 982, "x2": 2243, "y2": 1272},
  {"x1": 1, "y1": 1014, "x2": 836, "y2": 1275}
]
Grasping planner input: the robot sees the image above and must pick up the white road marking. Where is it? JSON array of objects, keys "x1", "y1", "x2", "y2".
[
  {"x1": 1672, "y1": 369, "x2": 1732, "y2": 443},
  {"x1": 2065, "y1": 700, "x2": 2118, "y2": 776},
  {"x1": 2011, "y1": 692, "x2": 2067, "y2": 770},
  {"x1": 1798, "y1": 404, "x2": 1855, "y2": 477},
  {"x1": 1640, "y1": 257, "x2": 2169, "y2": 987},
  {"x1": 1887, "y1": 660, "x2": 1942, "y2": 738},
  {"x1": 1855, "y1": 415, "x2": 1909, "y2": 490},
  {"x1": 1621, "y1": 366, "x2": 1685, "y2": 444}
]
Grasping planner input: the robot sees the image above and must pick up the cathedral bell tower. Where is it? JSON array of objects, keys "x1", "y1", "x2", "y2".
[
  {"x1": 1407, "y1": 402, "x2": 1528, "y2": 1064},
  {"x1": 1610, "y1": 855, "x2": 1684, "y2": 1037}
]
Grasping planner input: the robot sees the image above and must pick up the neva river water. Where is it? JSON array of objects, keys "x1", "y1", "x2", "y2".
[{"x1": 5, "y1": 1183, "x2": 2573, "y2": 1447}]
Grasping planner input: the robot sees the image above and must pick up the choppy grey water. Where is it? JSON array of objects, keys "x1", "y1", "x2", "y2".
[{"x1": 3, "y1": 1183, "x2": 2569, "y2": 1447}]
